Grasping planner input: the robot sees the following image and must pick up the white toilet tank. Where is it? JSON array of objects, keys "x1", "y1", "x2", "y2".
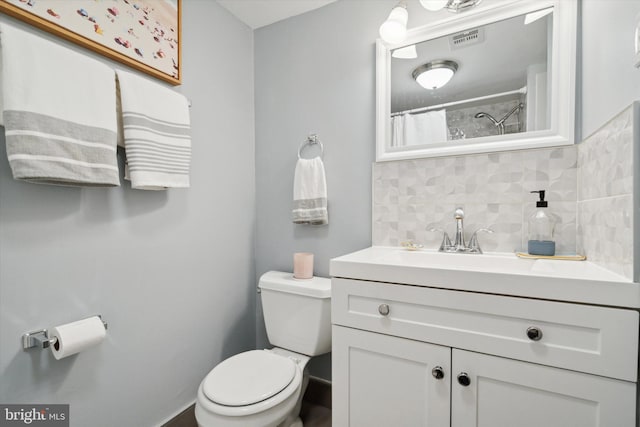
[{"x1": 259, "y1": 271, "x2": 331, "y2": 356}]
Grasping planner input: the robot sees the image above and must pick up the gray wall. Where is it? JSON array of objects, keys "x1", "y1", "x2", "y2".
[
  {"x1": 254, "y1": 1, "x2": 387, "y2": 379},
  {"x1": 0, "y1": 2, "x2": 255, "y2": 427},
  {"x1": 581, "y1": 0, "x2": 640, "y2": 138}
]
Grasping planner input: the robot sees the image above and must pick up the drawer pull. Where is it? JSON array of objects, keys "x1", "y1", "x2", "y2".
[
  {"x1": 432, "y1": 366, "x2": 445, "y2": 380},
  {"x1": 526, "y1": 326, "x2": 543, "y2": 341},
  {"x1": 378, "y1": 304, "x2": 390, "y2": 316},
  {"x1": 457, "y1": 372, "x2": 471, "y2": 387}
]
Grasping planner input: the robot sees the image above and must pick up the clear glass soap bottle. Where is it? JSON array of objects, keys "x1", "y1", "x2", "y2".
[{"x1": 527, "y1": 190, "x2": 558, "y2": 256}]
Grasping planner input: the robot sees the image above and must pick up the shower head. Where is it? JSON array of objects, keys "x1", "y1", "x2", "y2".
[{"x1": 474, "y1": 111, "x2": 499, "y2": 125}]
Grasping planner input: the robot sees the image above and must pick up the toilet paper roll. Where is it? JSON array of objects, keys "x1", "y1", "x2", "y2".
[{"x1": 50, "y1": 316, "x2": 106, "y2": 360}]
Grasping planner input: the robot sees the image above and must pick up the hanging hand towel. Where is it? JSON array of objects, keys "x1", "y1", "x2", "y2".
[
  {"x1": 292, "y1": 157, "x2": 328, "y2": 225},
  {"x1": 116, "y1": 69, "x2": 191, "y2": 190},
  {"x1": 0, "y1": 23, "x2": 119, "y2": 186}
]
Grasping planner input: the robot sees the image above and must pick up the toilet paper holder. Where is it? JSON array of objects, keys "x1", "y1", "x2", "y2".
[{"x1": 22, "y1": 315, "x2": 108, "y2": 350}]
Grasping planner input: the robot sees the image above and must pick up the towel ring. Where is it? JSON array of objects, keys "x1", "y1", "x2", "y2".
[{"x1": 298, "y1": 134, "x2": 324, "y2": 159}]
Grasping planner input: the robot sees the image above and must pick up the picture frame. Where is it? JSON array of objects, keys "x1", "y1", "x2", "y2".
[{"x1": 0, "y1": 0, "x2": 181, "y2": 85}]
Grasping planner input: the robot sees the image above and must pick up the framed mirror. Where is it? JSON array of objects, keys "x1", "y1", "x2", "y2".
[{"x1": 376, "y1": 0, "x2": 577, "y2": 161}]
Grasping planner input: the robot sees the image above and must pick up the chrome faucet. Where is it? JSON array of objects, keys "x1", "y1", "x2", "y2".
[
  {"x1": 453, "y1": 207, "x2": 466, "y2": 251},
  {"x1": 428, "y1": 208, "x2": 494, "y2": 254}
]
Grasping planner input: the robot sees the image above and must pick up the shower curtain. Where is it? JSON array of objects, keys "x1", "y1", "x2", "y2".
[{"x1": 391, "y1": 109, "x2": 447, "y2": 147}]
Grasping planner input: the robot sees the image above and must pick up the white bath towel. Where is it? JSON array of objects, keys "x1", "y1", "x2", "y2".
[
  {"x1": 292, "y1": 157, "x2": 328, "y2": 225},
  {"x1": 116, "y1": 69, "x2": 191, "y2": 190},
  {"x1": 0, "y1": 23, "x2": 119, "y2": 186}
]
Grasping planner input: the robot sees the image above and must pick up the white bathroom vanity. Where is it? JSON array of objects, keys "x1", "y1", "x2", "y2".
[{"x1": 330, "y1": 247, "x2": 640, "y2": 426}]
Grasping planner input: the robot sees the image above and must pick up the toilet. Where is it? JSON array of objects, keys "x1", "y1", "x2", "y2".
[{"x1": 195, "y1": 271, "x2": 332, "y2": 427}]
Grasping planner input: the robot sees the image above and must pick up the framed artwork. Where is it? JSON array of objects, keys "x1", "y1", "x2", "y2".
[{"x1": 0, "y1": 0, "x2": 181, "y2": 85}]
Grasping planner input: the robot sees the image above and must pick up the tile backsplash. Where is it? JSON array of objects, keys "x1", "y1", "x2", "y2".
[
  {"x1": 577, "y1": 105, "x2": 636, "y2": 280},
  {"x1": 373, "y1": 146, "x2": 578, "y2": 254},
  {"x1": 373, "y1": 102, "x2": 637, "y2": 280}
]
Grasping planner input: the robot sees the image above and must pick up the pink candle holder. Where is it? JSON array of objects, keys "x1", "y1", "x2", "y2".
[{"x1": 293, "y1": 252, "x2": 314, "y2": 279}]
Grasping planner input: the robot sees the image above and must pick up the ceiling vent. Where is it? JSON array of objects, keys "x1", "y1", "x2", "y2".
[{"x1": 449, "y1": 27, "x2": 484, "y2": 50}]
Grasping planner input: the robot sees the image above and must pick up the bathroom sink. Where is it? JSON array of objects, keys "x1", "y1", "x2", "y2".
[
  {"x1": 372, "y1": 249, "x2": 627, "y2": 281},
  {"x1": 330, "y1": 246, "x2": 640, "y2": 308},
  {"x1": 374, "y1": 249, "x2": 529, "y2": 273}
]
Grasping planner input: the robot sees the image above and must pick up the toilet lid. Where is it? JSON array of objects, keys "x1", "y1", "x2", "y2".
[{"x1": 203, "y1": 350, "x2": 296, "y2": 406}]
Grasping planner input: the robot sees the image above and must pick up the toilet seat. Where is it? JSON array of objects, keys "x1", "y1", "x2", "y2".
[
  {"x1": 203, "y1": 350, "x2": 296, "y2": 406},
  {"x1": 198, "y1": 349, "x2": 304, "y2": 417}
]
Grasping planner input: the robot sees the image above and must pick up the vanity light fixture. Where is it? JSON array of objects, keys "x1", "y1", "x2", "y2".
[
  {"x1": 380, "y1": 0, "x2": 482, "y2": 45},
  {"x1": 379, "y1": 1, "x2": 408, "y2": 44},
  {"x1": 419, "y1": 0, "x2": 449, "y2": 11},
  {"x1": 412, "y1": 60, "x2": 458, "y2": 90},
  {"x1": 419, "y1": 0, "x2": 482, "y2": 13}
]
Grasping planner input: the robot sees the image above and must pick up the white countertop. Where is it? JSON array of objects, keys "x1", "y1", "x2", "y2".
[{"x1": 330, "y1": 246, "x2": 640, "y2": 308}]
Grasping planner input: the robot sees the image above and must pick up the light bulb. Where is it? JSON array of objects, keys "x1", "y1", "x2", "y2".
[
  {"x1": 419, "y1": 0, "x2": 448, "y2": 12},
  {"x1": 392, "y1": 44, "x2": 417, "y2": 59},
  {"x1": 379, "y1": 5, "x2": 408, "y2": 44}
]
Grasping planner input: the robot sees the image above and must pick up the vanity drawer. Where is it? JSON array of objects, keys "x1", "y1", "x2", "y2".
[{"x1": 332, "y1": 278, "x2": 639, "y2": 382}]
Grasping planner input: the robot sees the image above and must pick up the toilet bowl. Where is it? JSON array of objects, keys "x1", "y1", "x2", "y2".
[
  {"x1": 195, "y1": 271, "x2": 331, "y2": 427},
  {"x1": 195, "y1": 348, "x2": 310, "y2": 427}
]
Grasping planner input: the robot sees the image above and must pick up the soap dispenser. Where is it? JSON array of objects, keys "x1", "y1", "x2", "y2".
[{"x1": 527, "y1": 190, "x2": 558, "y2": 256}]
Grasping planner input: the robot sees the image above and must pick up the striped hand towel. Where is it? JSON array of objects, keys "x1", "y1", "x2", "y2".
[
  {"x1": 292, "y1": 157, "x2": 328, "y2": 225},
  {"x1": 116, "y1": 70, "x2": 191, "y2": 190},
  {"x1": 0, "y1": 23, "x2": 119, "y2": 186}
]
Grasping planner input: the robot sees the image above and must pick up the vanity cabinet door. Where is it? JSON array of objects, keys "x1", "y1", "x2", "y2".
[
  {"x1": 451, "y1": 349, "x2": 637, "y2": 427},
  {"x1": 333, "y1": 325, "x2": 451, "y2": 427}
]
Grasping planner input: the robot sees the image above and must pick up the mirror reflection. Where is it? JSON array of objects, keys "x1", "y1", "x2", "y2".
[{"x1": 389, "y1": 9, "x2": 552, "y2": 148}]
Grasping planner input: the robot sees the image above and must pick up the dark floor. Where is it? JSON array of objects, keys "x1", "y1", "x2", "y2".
[
  {"x1": 162, "y1": 377, "x2": 332, "y2": 427},
  {"x1": 300, "y1": 377, "x2": 332, "y2": 427},
  {"x1": 161, "y1": 405, "x2": 196, "y2": 427},
  {"x1": 300, "y1": 400, "x2": 332, "y2": 427}
]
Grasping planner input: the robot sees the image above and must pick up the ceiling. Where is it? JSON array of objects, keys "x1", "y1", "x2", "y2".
[{"x1": 217, "y1": 0, "x2": 337, "y2": 29}]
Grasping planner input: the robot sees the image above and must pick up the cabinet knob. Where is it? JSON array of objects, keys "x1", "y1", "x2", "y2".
[
  {"x1": 526, "y1": 326, "x2": 543, "y2": 341},
  {"x1": 378, "y1": 304, "x2": 390, "y2": 316},
  {"x1": 432, "y1": 366, "x2": 445, "y2": 380},
  {"x1": 457, "y1": 372, "x2": 471, "y2": 387}
]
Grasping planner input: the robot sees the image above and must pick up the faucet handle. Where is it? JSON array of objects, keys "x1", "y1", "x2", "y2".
[
  {"x1": 427, "y1": 227, "x2": 453, "y2": 252},
  {"x1": 467, "y1": 228, "x2": 494, "y2": 254}
]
